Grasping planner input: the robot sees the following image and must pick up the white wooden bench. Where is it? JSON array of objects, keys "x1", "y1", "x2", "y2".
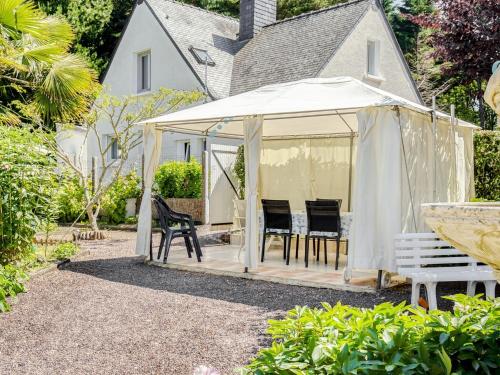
[{"x1": 395, "y1": 233, "x2": 497, "y2": 310}]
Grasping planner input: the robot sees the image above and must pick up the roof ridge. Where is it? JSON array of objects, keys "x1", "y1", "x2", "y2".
[
  {"x1": 149, "y1": 0, "x2": 239, "y2": 23},
  {"x1": 265, "y1": 0, "x2": 371, "y2": 27}
]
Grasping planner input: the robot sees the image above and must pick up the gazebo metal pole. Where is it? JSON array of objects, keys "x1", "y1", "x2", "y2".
[
  {"x1": 335, "y1": 110, "x2": 355, "y2": 212},
  {"x1": 348, "y1": 133, "x2": 354, "y2": 211},
  {"x1": 450, "y1": 105, "x2": 458, "y2": 201},
  {"x1": 432, "y1": 97, "x2": 437, "y2": 201}
]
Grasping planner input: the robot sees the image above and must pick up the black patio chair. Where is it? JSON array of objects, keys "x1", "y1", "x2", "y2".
[
  {"x1": 261, "y1": 199, "x2": 298, "y2": 265},
  {"x1": 304, "y1": 200, "x2": 343, "y2": 270},
  {"x1": 152, "y1": 195, "x2": 202, "y2": 263},
  {"x1": 309, "y1": 198, "x2": 343, "y2": 257}
]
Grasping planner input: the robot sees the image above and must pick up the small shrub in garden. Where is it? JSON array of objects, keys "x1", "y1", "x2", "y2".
[
  {"x1": 51, "y1": 242, "x2": 78, "y2": 261},
  {"x1": 154, "y1": 160, "x2": 202, "y2": 198},
  {"x1": 242, "y1": 295, "x2": 499, "y2": 375},
  {"x1": 0, "y1": 264, "x2": 27, "y2": 312},
  {"x1": 100, "y1": 172, "x2": 141, "y2": 224},
  {"x1": 55, "y1": 172, "x2": 86, "y2": 223}
]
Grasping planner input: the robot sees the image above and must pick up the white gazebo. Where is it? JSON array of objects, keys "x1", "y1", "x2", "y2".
[{"x1": 135, "y1": 77, "x2": 477, "y2": 280}]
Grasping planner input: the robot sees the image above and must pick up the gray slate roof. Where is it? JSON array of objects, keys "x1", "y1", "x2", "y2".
[
  {"x1": 145, "y1": 0, "x2": 372, "y2": 98},
  {"x1": 146, "y1": 0, "x2": 240, "y2": 99},
  {"x1": 230, "y1": 0, "x2": 371, "y2": 95}
]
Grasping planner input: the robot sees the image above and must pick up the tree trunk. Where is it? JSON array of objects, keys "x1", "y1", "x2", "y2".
[{"x1": 87, "y1": 206, "x2": 99, "y2": 232}]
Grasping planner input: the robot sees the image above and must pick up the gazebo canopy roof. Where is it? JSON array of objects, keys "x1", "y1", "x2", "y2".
[{"x1": 141, "y1": 77, "x2": 477, "y2": 139}]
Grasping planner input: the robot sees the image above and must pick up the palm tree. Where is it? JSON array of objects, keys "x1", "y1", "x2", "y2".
[{"x1": 0, "y1": 0, "x2": 98, "y2": 127}]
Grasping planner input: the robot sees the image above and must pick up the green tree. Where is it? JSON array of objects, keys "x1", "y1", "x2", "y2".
[
  {"x1": 35, "y1": 0, "x2": 135, "y2": 74},
  {"x1": 414, "y1": 0, "x2": 500, "y2": 129},
  {"x1": 0, "y1": 0, "x2": 98, "y2": 127},
  {"x1": 180, "y1": 0, "x2": 239, "y2": 17},
  {"x1": 50, "y1": 88, "x2": 204, "y2": 232},
  {"x1": 276, "y1": 0, "x2": 347, "y2": 19},
  {"x1": 391, "y1": 0, "x2": 433, "y2": 56}
]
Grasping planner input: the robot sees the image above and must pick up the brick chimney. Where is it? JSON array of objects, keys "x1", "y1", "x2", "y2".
[{"x1": 239, "y1": 0, "x2": 277, "y2": 41}]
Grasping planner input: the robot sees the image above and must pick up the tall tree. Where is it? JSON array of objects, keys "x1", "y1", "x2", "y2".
[
  {"x1": 35, "y1": 0, "x2": 134, "y2": 75},
  {"x1": 414, "y1": 0, "x2": 500, "y2": 129},
  {"x1": 180, "y1": 0, "x2": 239, "y2": 17},
  {"x1": 407, "y1": 29, "x2": 452, "y2": 105},
  {"x1": 276, "y1": 0, "x2": 347, "y2": 20},
  {"x1": 391, "y1": 0, "x2": 433, "y2": 56},
  {"x1": 0, "y1": 0, "x2": 98, "y2": 127}
]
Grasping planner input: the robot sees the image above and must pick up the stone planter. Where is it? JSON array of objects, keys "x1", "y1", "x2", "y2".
[
  {"x1": 165, "y1": 198, "x2": 204, "y2": 224},
  {"x1": 421, "y1": 202, "x2": 500, "y2": 280}
]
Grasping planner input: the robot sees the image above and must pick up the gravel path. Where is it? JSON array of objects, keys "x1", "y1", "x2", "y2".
[{"x1": 0, "y1": 231, "x2": 485, "y2": 375}]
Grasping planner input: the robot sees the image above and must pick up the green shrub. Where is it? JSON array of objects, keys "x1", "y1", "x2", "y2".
[
  {"x1": 51, "y1": 242, "x2": 78, "y2": 261},
  {"x1": 55, "y1": 173, "x2": 86, "y2": 223},
  {"x1": 242, "y1": 295, "x2": 499, "y2": 375},
  {"x1": 0, "y1": 264, "x2": 27, "y2": 312},
  {"x1": 154, "y1": 160, "x2": 202, "y2": 198},
  {"x1": 474, "y1": 131, "x2": 499, "y2": 201},
  {"x1": 100, "y1": 172, "x2": 141, "y2": 224},
  {"x1": 0, "y1": 126, "x2": 57, "y2": 264},
  {"x1": 234, "y1": 145, "x2": 245, "y2": 199}
]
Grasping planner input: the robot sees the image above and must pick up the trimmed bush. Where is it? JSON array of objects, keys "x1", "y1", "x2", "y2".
[
  {"x1": 242, "y1": 295, "x2": 499, "y2": 374},
  {"x1": 474, "y1": 130, "x2": 499, "y2": 201},
  {"x1": 100, "y1": 172, "x2": 141, "y2": 224},
  {"x1": 154, "y1": 160, "x2": 202, "y2": 199}
]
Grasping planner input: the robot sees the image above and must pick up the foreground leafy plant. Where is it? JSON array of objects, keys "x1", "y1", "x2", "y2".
[
  {"x1": 242, "y1": 295, "x2": 499, "y2": 374},
  {"x1": 0, "y1": 264, "x2": 27, "y2": 312}
]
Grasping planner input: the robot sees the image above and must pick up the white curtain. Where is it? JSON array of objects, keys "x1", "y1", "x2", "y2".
[
  {"x1": 259, "y1": 137, "x2": 356, "y2": 211},
  {"x1": 348, "y1": 107, "x2": 402, "y2": 273},
  {"x1": 243, "y1": 115, "x2": 263, "y2": 270},
  {"x1": 135, "y1": 124, "x2": 163, "y2": 257}
]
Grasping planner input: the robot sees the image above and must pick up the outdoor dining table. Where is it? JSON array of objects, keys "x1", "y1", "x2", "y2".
[{"x1": 259, "y1": 211, "x2": 353, "y2": 238}]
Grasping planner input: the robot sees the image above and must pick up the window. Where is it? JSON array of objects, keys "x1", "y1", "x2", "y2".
[
  {"x1": 107, "y1": 136, "x2": 121, "y2": 160},
  {"x1": 367, "y1": 40, "x2": 380, "y2": 77},
  {"x1": 137, "y1": 51, "x2": 151, "y2": 92},
  {"x1": 189, "y1": 46, "x2": 215, "y2": 66},
  {"x1": 183, "y1": 141, "x2": 191, "y2": 161}
]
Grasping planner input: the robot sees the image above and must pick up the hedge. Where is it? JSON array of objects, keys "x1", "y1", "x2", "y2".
[
  {"x1": 154, "y1": 160, "x2": 202, "y2": 199},
  {"x1": 474, "y1": 130, "x2": 499, "y2": 201}
]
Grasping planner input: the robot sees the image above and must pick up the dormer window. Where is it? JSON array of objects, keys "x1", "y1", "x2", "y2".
[
  {"x1": 137, "y1": 50, "x2": 151, "y2": 93},
  {"x1": 189, "y1": 47, "x2": 215, "y2": 66}
]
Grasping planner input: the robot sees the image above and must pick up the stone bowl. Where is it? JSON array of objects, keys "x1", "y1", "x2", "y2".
[{"x1": 421, "y1": 202, "x2": 500, "y2": 281}]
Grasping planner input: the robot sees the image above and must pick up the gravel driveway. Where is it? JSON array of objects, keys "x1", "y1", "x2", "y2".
[{"x1": 0, "y1": 231, "x2": 480, "y2": 375}]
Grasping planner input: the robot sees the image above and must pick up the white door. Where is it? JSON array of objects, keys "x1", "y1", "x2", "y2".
[{"x1": 209, "y1": 144, "x2": 239, "y2": 224}]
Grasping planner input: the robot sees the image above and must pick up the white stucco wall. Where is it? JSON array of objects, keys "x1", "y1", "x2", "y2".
[
  {"x1": 56, "y1": 125, "x2": 88, "y2": 175},
  {"x1": 319, "y1": 4, "x2": 421, "y2": 104}
]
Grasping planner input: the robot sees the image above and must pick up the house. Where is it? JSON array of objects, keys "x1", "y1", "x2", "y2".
[{"x1": 78, "y1": 0, "x2": 422, "y2": 224}]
